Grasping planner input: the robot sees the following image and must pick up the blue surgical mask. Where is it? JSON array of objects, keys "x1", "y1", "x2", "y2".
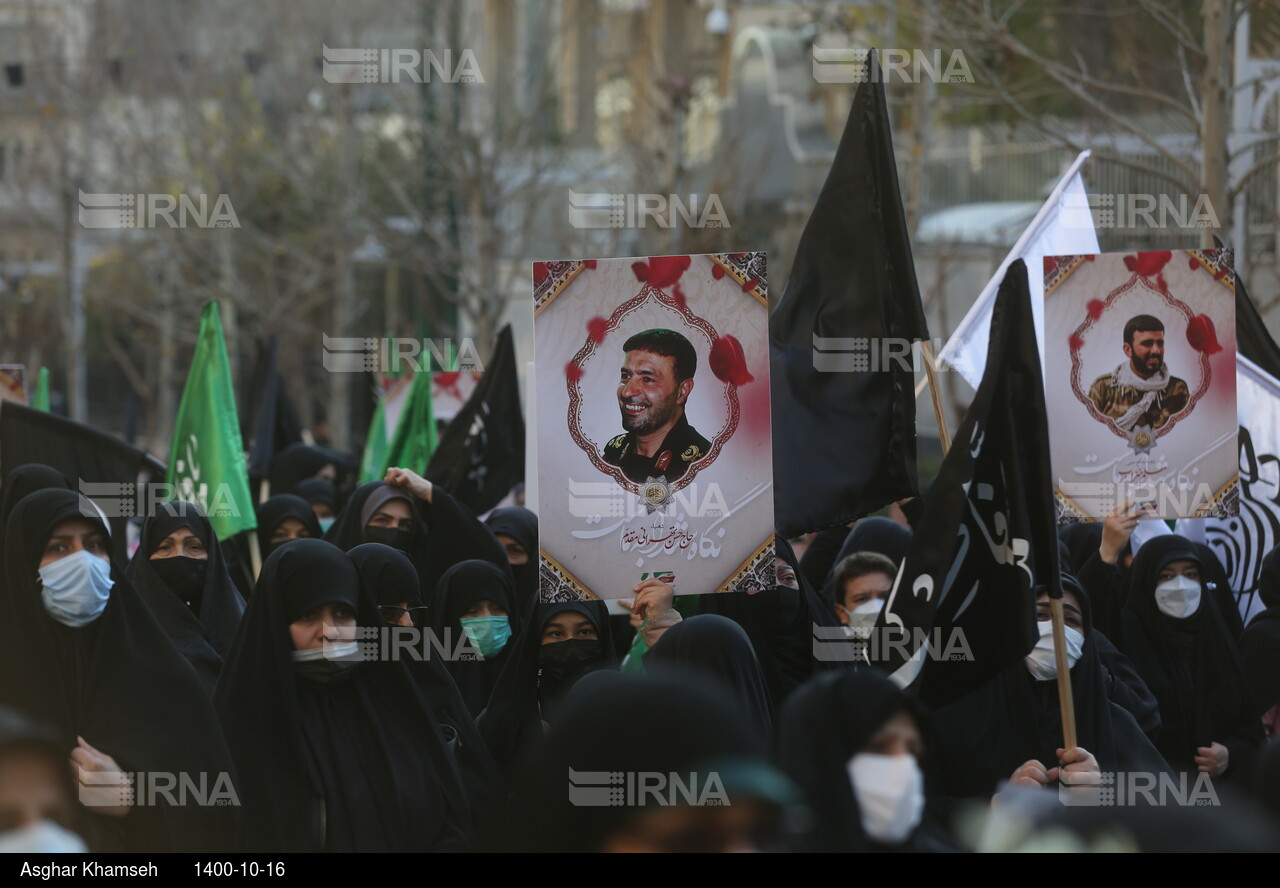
[
  {"x1": 459, "y1": 615, "x2": 512, "y2": 659},
  {"x1": 319, "y1": 517, "x2": 336, "y2": 533},
  {"x1": 39, "y1": 550, "x2": 114, "y2": 628}
]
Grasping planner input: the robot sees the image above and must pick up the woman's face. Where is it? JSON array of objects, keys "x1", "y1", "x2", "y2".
[
  {"x1": 150, "y1": 526, "x2": 207, "y2": 561},
  {"x1": 270, "y1": 517, "x2": 311, "y2": 546},
  {"x1": 310, "y1": 502, "x2": 335, "y2": 521},
  {"x1": 540, "y1": 612, "x2": 597, "y2": 645},
  {"x1": 1157, "y1": 559, "x2": 1200, "y2": 585},
  {"x1": 289, "y1": 601, "x2": 357, "y2": 651},
  {"x1": 366, "y1": 499, "x2": 413, "y2": 532},
  {"x1": 462, "y1": 598, "x2": 509, "y2": 619},
  {"x1": 1034, "y1": 589, "x2": 1085, "y2": 633},
  {"x1": 39, "y1": 519, "x2": 109, "y2": 569},
  {"x1": 494, "y1": 533, "x2": 529, "y2": 566}
]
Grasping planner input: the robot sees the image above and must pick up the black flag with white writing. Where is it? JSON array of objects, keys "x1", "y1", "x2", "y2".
[
  {"x1": 425, "y1": 325, "x2": 524, "y2": 515},
  {"x1": 871, "y1": 260, "x2": 1050, "y2": 708}
]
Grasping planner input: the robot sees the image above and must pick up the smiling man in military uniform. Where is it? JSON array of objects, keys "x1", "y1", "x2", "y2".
[
  {"x1": 1088, "y1": 314, "x2": 1190, "y2": 435},
  {"x1": 603, "y1": 328, "x2": 712, "y2": 485}
]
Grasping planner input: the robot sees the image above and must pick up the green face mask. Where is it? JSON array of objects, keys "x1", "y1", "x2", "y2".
[{"x1": 459, "y1": 615, "x2": 512, "y2": 659}]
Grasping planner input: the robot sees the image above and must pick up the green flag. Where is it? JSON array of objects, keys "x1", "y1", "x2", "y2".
[
  {"x1": 359, "y1": 395, "x2": 389, "y2": 483},
  {"x1": 167, "y1": 301, "x2": 256, "y2": 540},
  {"x1": 383, "y1": 368, "x2": 437, "y2": 476},
  {"x1": 31, "y1": 367, "x2": 50, "y2": 411}
]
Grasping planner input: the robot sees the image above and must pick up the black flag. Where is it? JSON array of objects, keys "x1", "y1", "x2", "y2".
[
  {"x1": 868, "y1": 260, "x2": 1049, "y2": 709},
  {"x1": 425, "y1": 325, "x2": 524, "y2": 515},
  {"x1": 242, "y1": 336, "x2": 303, "y2": 486},
  {"x1": 0, "y1": 401, "x2": 166, "y2": 562},
  {"x1": 771, "y1": 49, "x2": 930, "y2": 537}
]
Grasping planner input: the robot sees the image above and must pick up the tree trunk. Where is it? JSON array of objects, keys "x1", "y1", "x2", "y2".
[{"x1": 1201, "y1": 0, "x2": 1231, "y2": 250}]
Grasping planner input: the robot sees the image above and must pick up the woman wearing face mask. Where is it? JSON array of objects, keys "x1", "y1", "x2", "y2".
[
  {"x1": 295, "y1": 478, "x2": 338, "y2": 534},
  {"x1": 1241, "y1": 545, "x2": 1280, "y2": 738},
  {"x1": 324, "y1": 470, "x2": 509, "y2": 605},
  {"x1": 126, "y1": 501, "x2": 245, "y2": 696},
  {"x1": 430, "y1": 560, "x2": 517, "y2": 717},
  {"x1": 214, "y1": 539, "x2": 471, "y2": 851},
  {"x1": 776, "y1": 668, "x2": 956, "y2": 852},
  {"x1": 477, "y1": 601, "x2": 616, "y2": 783},
  {"x1": 346, "y1": 543, "x2": 505, "y2": 816},
  {"x1": 1117, "y1": 535, "x2": 1262, "y2": 781},
  {"x1": 928, "y1": 576, "x2": 1169, "y2": 803},
  {"x1": 0, "y1": 489, "x2": 241, "y2": 852},
  {"x1": 254, "y1": 494, "x2": 323, "y2": 560}
]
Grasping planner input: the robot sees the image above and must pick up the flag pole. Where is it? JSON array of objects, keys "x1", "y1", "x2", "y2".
[
  {"x1": 1049, "y1": 593, "x2": 1079, "y2": 751},
  {"x1": 919, "y1": 340, "x2": 952, "y2": 456},
  {"x1": 248, "y1": 479, "x2": 269, "y2": 580}
]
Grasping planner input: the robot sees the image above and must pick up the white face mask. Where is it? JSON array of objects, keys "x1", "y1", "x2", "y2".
[
  {"x1": 291, "y1": 640, "x2": 361, "y2": 662},
  {"x1": 0, "y1": 819, "x2": 87, "y2": 854},
  {"x1": 39, "y1": 550, "x2": 114, "y2": 628},
  {"x1": 847, "y1": 752, "x2": 924, "y2": 844},
  {"x1": 843, "y1": 598, "x2": 884, "y2": 631},
  {"x1": 1024, "y1": 619, "x2": 1085, "y2": 681},
  {"x1": 1154, "y1": 575, "x2": 1201, "y2": 619}
]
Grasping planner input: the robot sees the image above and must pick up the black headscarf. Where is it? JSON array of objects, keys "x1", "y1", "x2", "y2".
[
  {"x1": 817, "y1": 517, "x2": 913, "y2": 615},
  {"x1": 266, "y1": 443, "x2": 338, "y2": 497},
  {"x1": 294, "y1": 478, "x2": 337, "y2": 514},
  {"x1": 1241, "y1": 545, "x2": 1280, "y2": 719},
  {"x1": 324, "y1": 481, "x2": 509, "y2": 606},
  {"x1": 699, "y1": 537, "x2": 841, "y2": 709},
  {"x1": 0, "y1": 464, "x2": 71, "y2": 580},
  {"x1": 482, "y1": 506, "x2": 538, "y2": 625},
  {"x1": 126, "y1": 501, "x2": 244, "y2": 696},
  {"x1": 213, "y1": 539, "x2": 470, "y2": 852},
  {"x1": 776, "y1": 667, "x2": 954, "y2": 852},
  {"x1": 476, "y1": 600, "x2": 616, "y2": 783},
  {"x1": 499, "y1": 671, "x2": 781, "y2": 853},
  {"x1": 929, "y1": 577, "x2": 1170, "y2": 800},
  {"x1": 346, "y1": 543, "x2": 505, "y2": 820},
  {"x1": 0, "y1": 489, "x2": 240, "y2": 852},
  {"x1": 644, "y1": 614, "x2": 773, "y2": 735},
  {"x1": 254, "y1": 494, "x2": 323, "y2": 559},
  {"x1": 430, "y1": 560, "x2": 516, "y2": 717},
  {"x1": 1120, "y1": 535, "x2": 1261, "y2": 779}
]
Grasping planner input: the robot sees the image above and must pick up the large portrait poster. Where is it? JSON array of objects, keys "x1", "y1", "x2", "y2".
[
  {"x1": 1046, "y1": 249, "x2": 1238, "y2": 521},
  {"x1": 533, "y1": 253, "x2": 774, "y2": 601},
  {"x1": 0, "y1": 365, "x2": 26, "y2": 408}
]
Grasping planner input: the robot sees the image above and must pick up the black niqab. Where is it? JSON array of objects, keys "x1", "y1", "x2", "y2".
[
  {"x1": 126, "y1": 501, "x2": 244, "y2": 696},
  {"x1": 483, "y1": 506, "x2": 538, "y2": 625}
]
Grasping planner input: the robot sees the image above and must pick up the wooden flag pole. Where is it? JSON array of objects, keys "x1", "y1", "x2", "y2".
[
  {"x1": 918, "y1": 340, "x2": 951, "y2": 456},
  {"x1": 1049, "y1": 596, "x2": 1079, "y2": 750},
  {"x1": 248, "y1": 479, "x2": 270, "y2": 580}
]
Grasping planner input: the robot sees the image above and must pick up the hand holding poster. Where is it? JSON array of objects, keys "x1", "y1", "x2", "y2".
[
  {"x1": 534, "y1": 253, "x2": 774, "y2": 601},
  {"x1": 1046, "y1": 250, "x2": 1238, "y2": 521}
]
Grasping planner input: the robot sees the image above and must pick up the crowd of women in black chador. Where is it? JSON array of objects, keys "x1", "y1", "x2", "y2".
[{"x1": 1, "y1": 455, "x2": 1278, "y2": 853}]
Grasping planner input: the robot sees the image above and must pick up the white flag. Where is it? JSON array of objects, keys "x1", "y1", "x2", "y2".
[
  {"x1": 1176, "y1": 354, "x2": 1280, "y2": 625},
  {"x1": 939, "y1": 150, "x2": 1099, "y2": 386}
]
